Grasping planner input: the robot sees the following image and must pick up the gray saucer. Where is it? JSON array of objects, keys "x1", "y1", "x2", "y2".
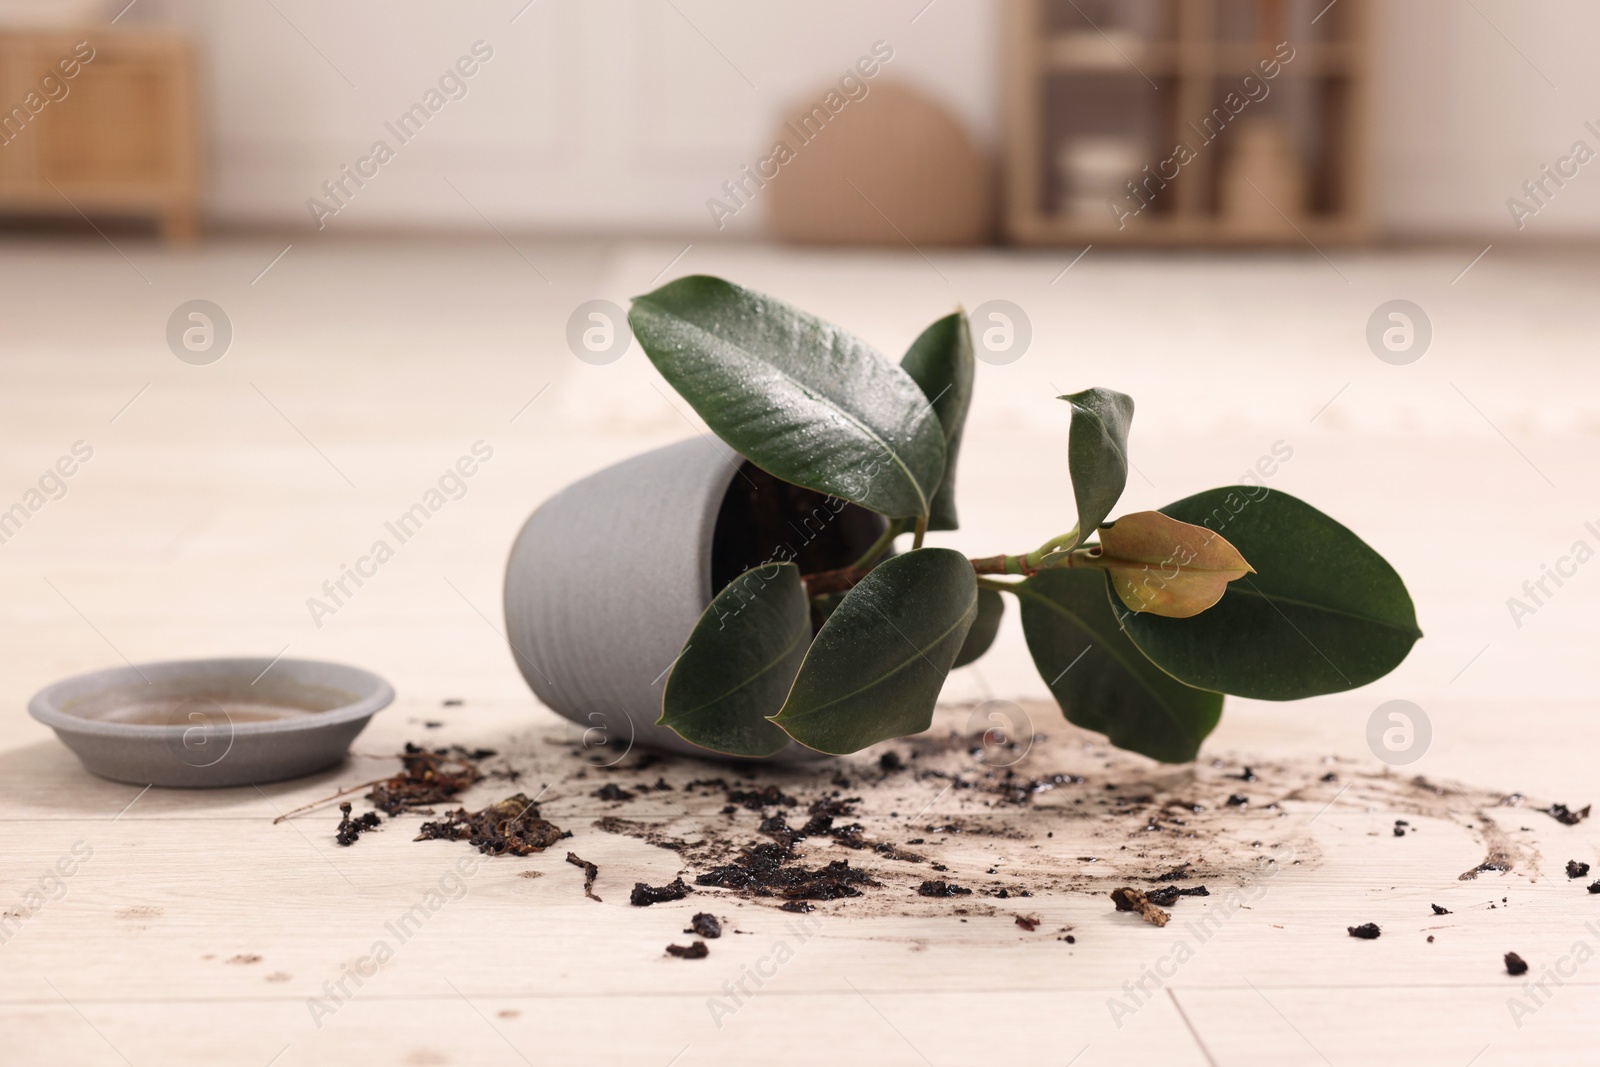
[{"x1": 28, "y1": 657, "x2": 395, "y2": 787}]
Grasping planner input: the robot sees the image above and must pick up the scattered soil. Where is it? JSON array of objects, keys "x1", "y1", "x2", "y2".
[
  {"x1": 666, "y1": 941, "x2": 709, "y2": 960},
  {"x1": 631, "y1": 879, "x2": 692, "y2": 906},
  {"x1": 565, "y1": 852, "x2": 600, "y2": 901},
  {"x1": 1505, "y1": 951, "x2": 1529, "y2": 976},
  {"x1": 685, "y1": 913, "x2": 722, "y2": 939},
  {"x1": 1111, "y1": 887, "x2": 1171, "y2": 927},
  {"x1": 367, "y1": 744, "x2": 497, "y2": 816},
  {"x1": 326, "y1": 702, "x2": 1592, "y2": 957},
  {"x1": 1348, "y1": 923, "x2": 1382, "y2": 940},
  {"x1": 1015, "y1": 915, "x2": 1040, "y2": 931},
  {"x1": 1432, "y1": 904, "x2": 1451, "y2": 915},
  {"x1": 1566, "y1": 860, "x2": 1591, "y2": 879},
  {"x1": 334, "y1": 802, "x2": 381, "y2": 846},
  {"x1": 226, "y1": 954, "x2": 261, "y2": 965},
  {"x1": 1540, "y1": 803, "x2": 1591, "y2": 826},
  {"x1": 415, "y1": 794, "x2": 567, "y2": 856}
]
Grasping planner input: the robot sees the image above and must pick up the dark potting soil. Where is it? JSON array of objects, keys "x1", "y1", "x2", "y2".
[
  {"x1": 666, "y1": 941, "x2": 709, "y2": 960},
  {"x1": 414, "y1": 794, "x2": 567, "y2": 856},
  {"x1": 1110, "y1": 887, "x2": 1170, "y2": 927},
  {"x1": 1540, "y1": 803, "x2": 1591, "y2": 826},
  {"x1": 1566, "y1": 860, "x2": 1591, "y2": 879},
  {"x1": 695, "y1": 841, "x2": 875, "y2": 901},
  {"x1": 1145, "y1": 885, "x2": 1210, "y2": 907},
  {"x1": 334, "y1": 802, "x2": 380, "y2": 846},
  {"x1": 1432, "y1": 904, "x2": 1451, "y2": 915},
  {"x1": 1348, "y1": 923, "x2": 1382, "y2": 940},
  {"x1": 595, "y1": 783, "x2": 635, "y2": 802},
  {"x1": 917, "y1": 880, "x2": 972, "y2": 897},
  {"x1": 1505, "y1": 951, "x2": 1530, "y2": 976},
  {"x1": 630, "y1": 879, "x2": 692, "y2": 906},
  {"x1": 685, "y1": 913, "x2": 722, "y2": 939},
  {"x1": 709, "y1": 462, "x2": 886, "y2": 595},
  {"x1": 367, "y1": 743, "x2": 494, "y2": 816}
]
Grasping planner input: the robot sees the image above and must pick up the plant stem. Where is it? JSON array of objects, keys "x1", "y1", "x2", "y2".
[
  {"x1": 912, "y1": 517, "x2": 927, "y2": 550},
  {"x1": 847, "y1": 518, "x2": 904, "y2": 571}
]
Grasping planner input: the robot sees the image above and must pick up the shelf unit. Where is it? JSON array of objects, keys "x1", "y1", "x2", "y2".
[{"x1": 1003, "y1": 0, "x2": 1370, "y2": 246}]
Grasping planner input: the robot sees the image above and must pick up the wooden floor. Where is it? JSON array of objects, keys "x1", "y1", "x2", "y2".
[{"x1": 1, "y1": 237, "x2": 1597, "y2": 1065}]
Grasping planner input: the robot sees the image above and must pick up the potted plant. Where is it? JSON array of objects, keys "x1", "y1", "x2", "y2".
[{"x1": 504, "y1": 276, "x2": 1419, "y2": 764}]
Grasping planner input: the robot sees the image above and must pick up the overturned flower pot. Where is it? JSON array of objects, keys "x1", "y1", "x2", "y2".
[{"x1": 504, "y1": 436, "x2": 887, "y2": 761}]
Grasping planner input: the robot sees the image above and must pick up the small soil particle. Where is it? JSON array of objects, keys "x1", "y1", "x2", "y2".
[
  {"x1": 1588, "y1": 881, "x2": 1600, "y2": 894},
  {"x1": 334, "y1": 802, "x2": 381, "y2": 846},
  {"x1": 878, "y1": 751, "x2": 905, "y2": 773},
  {"x1": 1540, "y1": 803, "x2": 1591, "y2": 826},
  {"x1": 565, "y1": 852, "x2": 601, "y2": 901},
  {"x1": 1393, "y1": 826, "x2": 1406, "y2": 837},
  {"x1": 1153, "y1": 864, "x2": 1193, "y2": 882},
  {"x1": 415, "y1": 794, "x2": 567, "y2": 856},
  {"x1": 595, "y1": 783, "x2": 635, "y2": 802},
  {"x1": 1427, "y1": 936, "x2": 1435, "y2": 943},
  {"x1": 1431, "y1": 904, "x2": 1451, "y2": 915},
  {"x1": 1015, "y1": 915, "x2": 1040, "y2": 931},
  {"x1": 1505, "y1": 951, "x2": 1529, "y2": 976},
  {"x1": 779, "y1": 901, "x2": 815, "y2": 913},
  {"x1": 1110, "y1": 887, "x2": 1171, "y2": 927},
  {"x1": 225, "y1": 954, "x2": 261, "y2": 965},
  {"x1": 1145, "y1": 885, "x2": 1210, "y2": 907},
  {"x1": 666, "y1": 941, "x2": 709, "y2": 959},
  {"x1": 631, "y1": 878, "x2": 692, "y2": 906},
  {"x1": 685, "y1": 913, "x2": 722, "y2": 939},
  {"x1": 1566, "y1": 860, "x2": 1591, "y2": 879},
  {"x1": 1226, "y1": 794, "x2": 1249, "y2": 807},
  {"x1": 1348, "y1": 923, "x2": 1382, "y2": 939},
  {"x1": 917, "y1": 880, "x2": 972, "y2": 897}
]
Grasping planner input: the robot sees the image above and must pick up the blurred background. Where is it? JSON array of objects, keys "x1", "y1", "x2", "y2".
[{"x1": 3, "y1": 0, "x2": 1597, "y2": 780}]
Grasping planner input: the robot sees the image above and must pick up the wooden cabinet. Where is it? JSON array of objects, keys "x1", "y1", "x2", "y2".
[{"x1": 0, "y1": 30, "x2": 199, "y2": 240}]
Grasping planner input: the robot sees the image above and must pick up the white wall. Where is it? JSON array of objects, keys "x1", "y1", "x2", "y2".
[{"x1": 137, "y1": 0, "x2": 1600, "y2": 238}]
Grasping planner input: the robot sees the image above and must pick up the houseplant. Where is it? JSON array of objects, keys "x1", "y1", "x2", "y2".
[{"x1": 507, "y1": 275, "x2": 1419, "y2": 765}]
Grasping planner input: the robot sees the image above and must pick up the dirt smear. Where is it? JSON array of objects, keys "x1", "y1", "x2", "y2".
[{"x1": 372, "y1": 703, "x2": 1574, "y2": 919}]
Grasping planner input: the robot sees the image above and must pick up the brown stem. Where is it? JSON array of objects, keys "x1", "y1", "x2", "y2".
[{"x1": 802, "y1": 565, "x2": 871, "y2": 597}]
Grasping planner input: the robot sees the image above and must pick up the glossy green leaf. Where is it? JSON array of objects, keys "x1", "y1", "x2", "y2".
[
  {"x1": 952, "y1": 587, "x2": 1004, "y2": 669},
  {"x1": 1060, "y1": 388, "x2": 1134, "y2": 547},
  {"x1": 900, "y1": 311, "x2": 974, "y2": 531},
  {"x1": 1016, "y1": 569, "x2": 1223, "y2": 763},
  {"x1": 1115, "y1": 487, "x2": 1421, "y2": 700},
  {"x1": 630, "y1": 276, "x2": 946, "y2": 519},
  {"x1": 771, "y1": 548, "x2": 977, "y2": 754},
  {"x1": 659, "y1": 563, "x2": 809, "y2": 757}
]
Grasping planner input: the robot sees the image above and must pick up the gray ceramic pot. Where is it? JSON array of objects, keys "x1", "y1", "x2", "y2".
[{"x1": 504, "y1": 437, "x2": 882, "y2": 763}]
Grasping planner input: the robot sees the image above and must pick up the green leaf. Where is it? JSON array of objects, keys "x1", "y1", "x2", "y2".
[
  {"x1": 952, "y1": 587, "x2": 1004, "y2": 668},
  {"x1": 1115, "y1": 487, "x2": 1421, "y2": 700},
  {"x1": 659, "y1": 563, "x2": 809, "y2": 757},
  {"x1": 770, "y1": 548, "x2": 977, "y2": 754},
  {"x1": 1016, "y1": 568, "x2": 1223, "y2": 763},
  {"x1": 630, "y1": 276, "x2": 946, "y2": 519},
  {"x1": 1060, "y1": 388, "x2": 1134, "y2": 547},
  {"x1": 900, "y1": 311, "x2": 974, "y2": 531}
]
